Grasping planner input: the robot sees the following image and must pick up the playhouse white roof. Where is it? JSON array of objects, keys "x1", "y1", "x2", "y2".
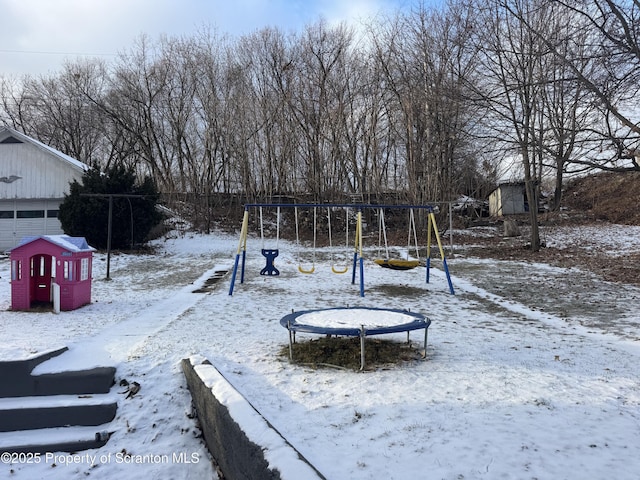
[{"x1": 14, "y1": 235, "x2": 95, "y2": 253}]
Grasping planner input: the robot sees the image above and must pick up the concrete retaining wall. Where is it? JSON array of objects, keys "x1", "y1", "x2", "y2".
[{"x1": 182, "y1": 357, "x2": 325, "y2": 480}]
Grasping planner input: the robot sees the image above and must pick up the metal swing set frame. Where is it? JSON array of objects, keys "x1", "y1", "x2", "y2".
[{"x1": 228, "y1": 203, "x2": 455, "y2": 297}]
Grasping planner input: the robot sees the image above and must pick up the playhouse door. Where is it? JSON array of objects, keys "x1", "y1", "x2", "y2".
[{"x1": 31, "y1": 254, "x2": 52, "y2": 303}]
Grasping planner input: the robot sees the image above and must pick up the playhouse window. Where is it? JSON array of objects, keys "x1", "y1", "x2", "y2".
[
  {"x1": 28, "y1": 256, "x2": 48, "y2": 277},
  {"x1": 63, "y1": 261, "x2": 74, "y2": 281},
  {"x1": 80, "y1": 258, "x2": 89, "y2": 281},
  {"x1": 11, "y1": 260, "x2": 21, "y2": 280}
]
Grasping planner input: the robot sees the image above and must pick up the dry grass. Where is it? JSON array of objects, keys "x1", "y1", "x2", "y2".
[{"x1": 278, "y1": 335, "x2": 424, "y2": 371}]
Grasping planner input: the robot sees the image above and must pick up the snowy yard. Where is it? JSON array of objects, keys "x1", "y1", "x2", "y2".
[{"x1": 1, "y1": 222, "x2": 639, "y2": 479}]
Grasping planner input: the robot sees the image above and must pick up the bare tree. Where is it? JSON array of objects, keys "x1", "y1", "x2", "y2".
[
  {"x1": 232, "y1": 27, "x2": 299, "y2": 200},
  {"x1": 370, "y1": 2, "x2": 479, "y2": 204},
  {"x1": 510, "y1": 0, "x2": 640, "y2": 171},
  {"x1": 1, "y1": 76, "x2": 29, "y2": 128},
  {"x1": 536, "y1": 9, "x2": 598, "y2": 210},
  {"x1": 0, "y1": 4, "x2": 508, "y2": 226},
  {"x1": 469, "y1": 0, "x2": 557, "y2": 251},
  {"x1": 1, "y1": 59, "x2": 110, "y2": 167},
  {"x1": 276, "y1": 20, "x2": 356, "y2": 202}
]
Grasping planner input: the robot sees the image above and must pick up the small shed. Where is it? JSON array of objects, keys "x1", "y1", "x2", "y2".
[
  {"x1": 488, "y1": 182, "x2": 527, "y2": 216},
  {"x1": 9, "y1": 235, "x2": 95, "y2": 312}
]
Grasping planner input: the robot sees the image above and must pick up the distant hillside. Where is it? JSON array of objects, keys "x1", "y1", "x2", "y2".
[{"x1": 562, "y1": 171, "x2": 640, "y2": 225}]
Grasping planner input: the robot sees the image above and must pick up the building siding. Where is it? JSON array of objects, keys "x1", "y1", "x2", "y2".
[
  {"x1": 0, "y1": 127, "x2": 87, "y2": 252},
  {"x1": 1, "y1": 199, "x2": 65, "y2": 251},
  {"x1": 0, "y1": 141, "x2": 84, "y2": 200}
]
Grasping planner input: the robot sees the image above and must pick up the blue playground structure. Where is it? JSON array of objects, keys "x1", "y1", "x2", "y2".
[{"x1": 228, "y1": 203, "x2": 455, "y2": 296}]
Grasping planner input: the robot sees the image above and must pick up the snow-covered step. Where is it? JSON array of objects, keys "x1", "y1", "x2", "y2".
[
  {"x1": 0, "y1": 392, "x2": 118, "y2": 410},
  {"x1": 0, "y1": 350, "x2": 119, "y2": 454},
  {"x1": 0, "y1": 393, "x2": 117, "y2": 432},
  {"x1": 9, "y1": 366, "x2": 116, "y2": 398},
  {"x1": 0, "y1": 360, "x2": 116, "y2": 398},
  {"x1": 0, "y1": 424, "x2": 112, "y2": 454}
]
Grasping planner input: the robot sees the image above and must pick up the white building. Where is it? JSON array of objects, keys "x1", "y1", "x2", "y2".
[{"x1": 0, "y1": 126, "x2": 89, "y2": 252}]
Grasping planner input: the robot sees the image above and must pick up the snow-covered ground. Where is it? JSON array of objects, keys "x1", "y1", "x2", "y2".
[{"x1": 1, "y1": 222, "x2": 639, "y2": 479}]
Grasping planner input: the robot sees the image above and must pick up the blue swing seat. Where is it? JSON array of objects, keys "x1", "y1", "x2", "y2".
[{"x1": 260, "y1": 249, "x2": 280, "y2": 276}]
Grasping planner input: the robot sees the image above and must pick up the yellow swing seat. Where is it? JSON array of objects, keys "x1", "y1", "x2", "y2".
[
  {"x1": 298, "y1": 264, "x2": 315, "y2": 274},
  {"x1": 374, "y1": 258, "x2": 421, "y2": 270},
  {"x1": 331, "y1": 264, "x2": 349, "y2": 274}
]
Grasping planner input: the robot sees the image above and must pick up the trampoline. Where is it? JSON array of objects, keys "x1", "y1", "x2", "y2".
[{"x1": 280, "y1": 307, "x2": 431, "y2": 370}]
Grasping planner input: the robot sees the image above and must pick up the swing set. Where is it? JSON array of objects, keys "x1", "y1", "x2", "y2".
[
  {"x1": 293, "y1": 206, "x2": 350, "y2": 275},
  {"x1": 374, "y1": 208, "x2": 422, "y2": 270},
  {"x1": 228, "y1": 203, "x2": 455, "y2": 297}
]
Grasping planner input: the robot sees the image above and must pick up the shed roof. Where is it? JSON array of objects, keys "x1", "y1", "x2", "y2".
[
  {"x1": 489, "y1": 181, "x2": 526, "y2": 196},
  {"x1": 12, "y1": 235, "x2": 95, "y2": 253}
]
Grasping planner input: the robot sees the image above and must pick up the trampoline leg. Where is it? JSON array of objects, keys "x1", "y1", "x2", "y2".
[
  {"x1": 423, "y1": 327, "x2": 429, "y2": 359},
  {"x1": 360, "y1": 326, "x2": 366, "y2": 371},
  {"x1": 288, "y1": 324, "x2": 293, "y2": 361}
]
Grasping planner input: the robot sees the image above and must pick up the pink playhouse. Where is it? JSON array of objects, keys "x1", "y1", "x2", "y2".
[{"x1": 9, "y1": 235, "x2": 95, "y2": 312}]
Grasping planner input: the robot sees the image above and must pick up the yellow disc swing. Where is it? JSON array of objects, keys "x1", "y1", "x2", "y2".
[
  {"x1": 327, "y1": 207, "x2": 349, "y2": 274},
  {"x1": 294, "y1": 206, "x2": 316, "y2": 274},
  {"x1": 374, "y1": 208, "x2": 421, "y2": 270}
]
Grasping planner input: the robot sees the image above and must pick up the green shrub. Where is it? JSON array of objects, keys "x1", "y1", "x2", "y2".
[{"x1": 59, "y1": 165, "x2": 163, "y2": 249}]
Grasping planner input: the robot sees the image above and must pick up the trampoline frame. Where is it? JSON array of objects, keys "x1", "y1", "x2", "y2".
[{"x1": 280, "y1": 307, "x2": 431, "y2": 370}]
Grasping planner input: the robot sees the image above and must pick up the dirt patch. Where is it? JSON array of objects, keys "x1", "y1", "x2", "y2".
[
  {"x1": 455, "y1": 228, "x2": 640, "y2": 287},
  {"x1": 563, "y1": 171, "x2": 640, "y2": 225},
  {"x1": 449, "y1": 173, "x2": 640, "y2": 339},
  {"x1": 368, "y1": 284, "x2": 430, "y2": 298},
  {"x1": 454, "y1": 168, "x2": 640, "y2": 285},
  {"x1": 279, "y1": 336, "x2": 424, "y2": 371}
]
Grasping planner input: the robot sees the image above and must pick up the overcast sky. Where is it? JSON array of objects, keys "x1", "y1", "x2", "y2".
[{"x1": 0, "y1": 0, "x2": 440, "y2": 78}]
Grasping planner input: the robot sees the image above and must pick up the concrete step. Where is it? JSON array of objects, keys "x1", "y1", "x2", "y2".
[
  {"x1": 0, "y1": 347, "x2": 68, "y2": 379},
  {"x1": 0, "y1": 394, "x2": 117, "y2": 432},
  {"x1": 0, "y1": 348, "x2": 116, "y2": 397},
  {"x1": 28, "y1": 367, "x2": 117, "y2": 397},
  {"x1": 0, "y1": 425, "x2": 113, "y2": 454},
  {"x1": 0, "y1": 349, "x2": 118, "y2": 454}
]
